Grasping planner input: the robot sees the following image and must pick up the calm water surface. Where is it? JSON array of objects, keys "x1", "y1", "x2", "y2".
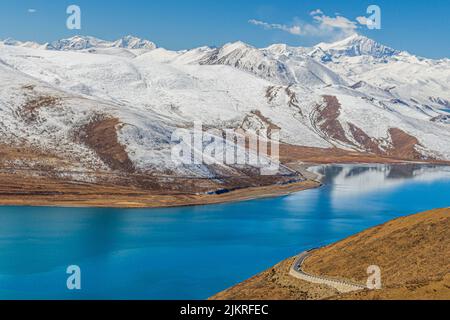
[{"x1": 0, "y1": 164, "x2": 449, "y2": 299}]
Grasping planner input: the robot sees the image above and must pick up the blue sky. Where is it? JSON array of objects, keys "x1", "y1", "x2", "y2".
[{"x1": 0, "y1": 0, "x2": 448, "y2": 58}]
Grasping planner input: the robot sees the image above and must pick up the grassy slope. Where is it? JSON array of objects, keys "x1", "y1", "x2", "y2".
[{"x1": 211, "y1": 208, "x2": 450, "y2": 300}]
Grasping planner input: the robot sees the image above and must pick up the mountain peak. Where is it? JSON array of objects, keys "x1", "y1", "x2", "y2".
[
  {"x1": 112, "y1": 35, "x2": 156, "y2": 50},
  {"x1": 222, "y1": 41, "x2": 253, "y2": 51},
  {"x1": 49, "y1": 35, "x2": 110, "y2": 50},
  {"x1": 315, "y1": 34, "x2": 400, "y2": 59},
  {"x1": 341, "y1": 32, "x2": 364, "y2": 41},
  {"x1": 264, "y1": 43, "x2": 289, "y2": 54},
  {"x1": 45, "y1": 35, "x2": 157, "y2": 51},
  {"x1": 0, "y1": 37, "x2": 47, "y2": 49}
]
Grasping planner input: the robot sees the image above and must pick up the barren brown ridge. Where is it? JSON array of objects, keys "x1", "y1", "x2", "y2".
[{"x1": 211, "y1": 208, "x2": 450, "y2": 300}]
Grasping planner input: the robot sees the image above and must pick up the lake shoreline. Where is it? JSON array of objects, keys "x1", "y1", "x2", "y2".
[
  {"x1": 0, "y1": 179, "x2": 322, "y2": 209},
  {"x1": 0, "y1": 159, "x2": 448, "y2": 209},
  {"x1": 1, "y1": 164, "x2": 449, "y2": 299}
]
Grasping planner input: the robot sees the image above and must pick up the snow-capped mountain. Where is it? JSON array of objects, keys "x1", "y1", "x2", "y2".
[
  {"x1": 48, "y1": 35, "x2": 110, "y2": 50},
  {"x1": 0, "y1": 34, "x2": 449, "y2": 188},
  {"x1": 48, "y1": 35, "x2": 157, "y2": 51},
  {"x1": 308, "y1": 35, "x2": 450, "y2": 115},
  {"x1": 111, "y1": 35, "x2": 157, "y2": 50},
  {"x1": 189, "y1": 41, "x2": 346, "y2": 86},
  {"x1": 314, "y1": 34, "x2": 400, "y2": 59},
  {"x1": 0, "y1": 38, "x2": 48, "y2": 50},
  {"x1": 1, "y1": 35, "x2": 157, "y2": 51}
]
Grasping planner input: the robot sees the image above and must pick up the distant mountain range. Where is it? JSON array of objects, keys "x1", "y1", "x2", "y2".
[
  {"x1": 0, "y1": 33, "x2": 449, "y2": 189},
  {"x1": 1, "y1": 35, "x2": 157, "y2": 50}
]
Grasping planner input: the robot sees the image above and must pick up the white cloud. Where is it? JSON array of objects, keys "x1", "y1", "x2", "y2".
[
  {"x1": 248, "y1": 19, "x2": 303, "y2": 36},
  {"x1": 310, "y1": 9, "x2": 323, "y2": 16},
  {"x1": 28, "y1": 8, "x2": 37, "y2": 13},
  {"x1": 312, "y1": 14, "x2": 357, "y2": 32},
  {"x1": 249, "y1": 10, "x2": 363, "y2": 40},
  {"x1": 356, "y1": 16, "x2": 369, "y2": 26}
]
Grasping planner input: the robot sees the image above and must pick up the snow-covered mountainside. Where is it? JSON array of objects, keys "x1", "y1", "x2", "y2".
[
  {"x1": 49, "y1": 35, "x2": 157, "y2": 51},
  {"x1": 1, "y1": 35, "x2": 157, "y2": 51},
  {"x1": 0, "y1": 34, "x2": 449, "y2": 188},
  {"x1": 313, "y1": 33, "x2": 400, "y2": 60}
]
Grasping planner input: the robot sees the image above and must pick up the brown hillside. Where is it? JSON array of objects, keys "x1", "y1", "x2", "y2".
[
  {"x1": 211, "y1": 208, "x2": 450, "y2": 300},
  {"x1": 304, "y1": 208, "x2": 449, "y2": 288},
  {"x1": 210, "y1": 257, "x2": 338, "y2": 300}
]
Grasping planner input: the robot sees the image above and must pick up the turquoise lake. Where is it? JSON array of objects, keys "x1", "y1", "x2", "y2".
[{"x1": 0, "y1": 164, "x2": 449, "y2": 299}]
